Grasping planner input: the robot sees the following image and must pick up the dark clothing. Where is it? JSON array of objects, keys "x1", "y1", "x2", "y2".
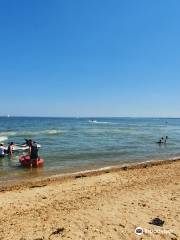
[
  {"x1": 7, "y1": 145, "x2": 12, "y2": 155},
  {"x1": 30, "y1": 143, "x2": 38, "y2": 159},
  {"x1": 7, "y1": 146, "x2": 10, "y2": 154}
]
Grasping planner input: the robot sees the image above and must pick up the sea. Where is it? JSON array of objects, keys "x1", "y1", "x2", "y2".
[{"x1": 0, "y1": 117, "x2": 180, "y2": 182}]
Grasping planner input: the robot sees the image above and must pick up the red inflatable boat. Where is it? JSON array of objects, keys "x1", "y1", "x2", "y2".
[{"x1": 19, "y1": 155, "x2": 44, "y2": 168}]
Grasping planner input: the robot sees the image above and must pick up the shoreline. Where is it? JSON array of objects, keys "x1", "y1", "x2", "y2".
[{"x1": 1, "y1": 157, "x2": 179, "y2": 192}]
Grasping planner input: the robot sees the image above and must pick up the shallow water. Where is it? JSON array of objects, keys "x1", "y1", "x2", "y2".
[{"x1": 0, "y1": 117, "x2": 180, "y2": 181}]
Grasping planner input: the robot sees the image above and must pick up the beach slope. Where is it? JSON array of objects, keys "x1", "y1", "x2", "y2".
[{"x1": 0, "y1": 160, "x2": 179, "y2": 240}]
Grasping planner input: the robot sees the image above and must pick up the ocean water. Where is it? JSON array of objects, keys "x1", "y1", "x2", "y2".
[{"x1": 0, "y1": 117, "x2": 180, "y2": 181}]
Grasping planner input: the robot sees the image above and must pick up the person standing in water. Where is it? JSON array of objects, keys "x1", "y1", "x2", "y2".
[
  {"x1": 7, "y1": 142, "x2": 14, "y2": 157},
  {"x1": 164, "y1": 136, "x2": 168, "y2": 144},
  {"x1": 0, "y1": 143, "x2": 6, "y2": 157},
  {"x1": 28, "y1": 139, "x2": 39, "y2": 167}
]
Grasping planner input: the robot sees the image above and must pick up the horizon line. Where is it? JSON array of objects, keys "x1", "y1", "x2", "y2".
[{"x1": 1, "y1": 115, "x2": 180, "y2": 119}]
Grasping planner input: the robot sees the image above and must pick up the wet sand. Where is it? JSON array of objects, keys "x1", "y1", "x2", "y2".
[{"x1": 0, "y1": 159, "x2": 179, "y2": 240}]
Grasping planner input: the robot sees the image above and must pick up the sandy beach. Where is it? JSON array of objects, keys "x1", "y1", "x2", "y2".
[{"x1": 0, "y1": 159, "x2": 179, "y2": 240}]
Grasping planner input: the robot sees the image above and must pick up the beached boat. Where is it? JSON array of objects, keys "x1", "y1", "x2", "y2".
[{"x1": 19, "y1": 155, "x2": 44, "y2": 168}]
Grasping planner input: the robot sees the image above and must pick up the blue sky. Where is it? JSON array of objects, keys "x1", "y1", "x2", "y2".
[{"x1": 0, "y1": 0, "x2": 180, "y2": 117}]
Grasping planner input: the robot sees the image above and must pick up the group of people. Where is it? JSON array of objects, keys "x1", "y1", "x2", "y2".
[
  {"x1": 158, "y1": 136, "x2": 168, "y2": 144},
  {"x1": 0, "y1": 142, "x2": 14, "y2": 157},
  {"x1": 0, "y1": 139, "x2": 39, "y2": 160}
]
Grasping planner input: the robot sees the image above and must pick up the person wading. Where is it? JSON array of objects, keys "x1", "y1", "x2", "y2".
[{"x1": 28, "y1": 139, "x2": 39, "y2": 168}]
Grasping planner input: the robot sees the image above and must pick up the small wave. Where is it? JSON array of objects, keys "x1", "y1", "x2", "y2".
[
  {"x1": 0, "y1": 130, "x2": 63, "y2": 138},
  {"x1": 88, "y1": 120, "x2": 114, "y2": 124},
  {"x1": 0, "y1": 136, "x2": 8, "y2": 142},
  {"x1": 0, "y1": 131, "x2": 16, "y2": 137},
  {"x1": 42, "y1": 130, "x2": 63, "y2": 135},
  {"x1": 96, "y1": 121, "x2": 113, "y2": 124},
  {"x1": 169, "y1": 156, "x2": 180, "y2": 161},
  {"x1": 88, "y1": 120, "x2": 98, "y2": 123}
]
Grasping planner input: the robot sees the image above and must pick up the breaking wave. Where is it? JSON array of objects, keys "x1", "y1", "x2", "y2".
[
  {"x1": 0, "y1": 136, "x2": 8, "y2": 142},
  {"x1": 88, "y1": 120, "x2": 115, "y2": 124},
  {"x1": 0, "y1": 130, "x2": 63, "y2": 138}
]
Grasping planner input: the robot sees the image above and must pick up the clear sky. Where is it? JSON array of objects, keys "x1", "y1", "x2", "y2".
[{"x1": 0, "y1": 0, "x2": 180, "y2": 117}]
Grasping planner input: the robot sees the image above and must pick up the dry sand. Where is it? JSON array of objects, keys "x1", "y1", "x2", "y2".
[{"x1": 0, "y1": 159, "x2": 179, "y2": 240}]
